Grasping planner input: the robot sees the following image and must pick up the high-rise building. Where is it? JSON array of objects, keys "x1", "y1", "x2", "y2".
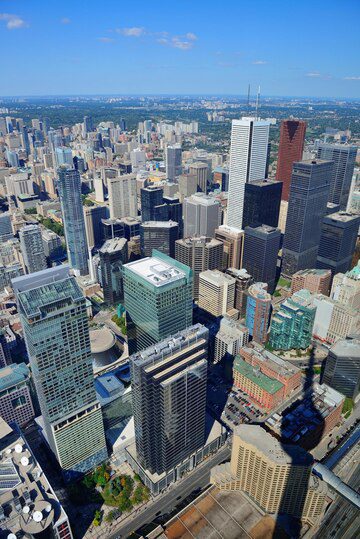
[
  {"x1": 330, "y1": 261, "x2": 360, "y2": 309},
  {"x1": 99, "y1": 238, "x2": 128, "y2": 305},
  {"x1": 316, "y1": 211, "x2": 360, "y2": 275},
  {"x1": 123, "y1": 250, "x2": 193, "y2": 353},
  {"x1": 276, "y1": 119, "x2": 307, "y2": 201},
  {"x1": 269, "y1": 289, "x2": 316, "y2": 350},
  {"x1": 227, "y1": 117, "x2": 270, "y2": 228},
  {"x1": 211, "y1": 425, "x2": 327, "y2": 526},
  {"x1": 108, "y1": 173, "x2": 138, "y2": 219},
  {"x1": 322, "y1": 337, "x2": 360, "y2": 400},
  {"x1": 177, "y1": 173, "x2": 198, "y2": 202},
  {"x1": 214, "y1": 225, "x2": 244, "y2": 270},
  {"x1": 58, "y1": 166, "x2": 89, "y2": 276},
  {"x1": 291, "y1": 268, "x2": 331, "y2": 296},
  {"x1": 140, "y1": 185, "x2": 163, "y2": 222},
  {"x1": 41, "y1": 229, "x2": 63, "y2": 261},
  {"x1": 282, "y1": 160, "x2": 333, "y2": 277},
  {"x1": 175, "y1": 236, "x2": 224, "y2": 299},
  {"x1": 129, "y1": 324, "x2": 208, "y2": 475},
  {"x1": 244, "y1": 282, "x2": 272, "y2": 344},
  {"x1": 55, "y1": 146, "x2": 73, "y2": 167},
  {"x1": 0, "y1": 328, "x2": 12, "y2": 368},
  {"x1": 198, "y1": 270, "x2": 236, "y2": 317},
  {"x1": 243, "y1": 225, "x2": 281, "y2": 293},
  {"x1": 140, "y1": 220, "x2": 179, "y2": 258},
  {"x1": 316, "y1": 143, "x2": 357, "y2": 210},
  {"x1": 19, "y1": 224, "x2": 47, "y2": 274},
  {"x1": 166, "y1": 144, "x2": 182, "y2": 181},
  {"x1": 214, "y1": 316, "x2": 249, "y2": 364},
  {"x1": 183, "y1": 193, "x2": 221, "y2": 238},
  {"x1": 189, "y1": 161, "x2": 209, "y2": 193},
  {"x1": 13, "y1": 267, "x2": 107, "y2": 480},
  {"x1": 83, "y1": 115, "x2": 93, "y2": 135},
  {"x1": 0, "y1": 212, "x2": 13, "y2": 242},
  {"x1": 242, "y1": 179, "x2": 282, "y2": 229},
  {"x1": 0, "y1": 363, "x2": 34, "y2": 427},
  {"x1": 213, "y1": 166, "x2": 229, "y2": 191},
  {"x1": 225, "y1": 268, "x2": 254, "y2": 317},
  {"x1": 83, "y1": 205, "x2": 108, "y2": 249}
]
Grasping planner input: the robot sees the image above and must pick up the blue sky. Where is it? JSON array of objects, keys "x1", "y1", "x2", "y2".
[{"x1": 1, "y1": 0, "x2": 359, "y2": 97}]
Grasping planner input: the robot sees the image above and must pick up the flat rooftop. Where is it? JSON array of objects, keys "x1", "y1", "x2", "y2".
[
  {"x1": 0, "y1": 363, "x2": 30, "y2": 391},
  {"x1": 325, "y1": 211, "x2": 360, "y2": 223},
  {"x1": 200, "y1": 269, "x2": 235, "y2": 286},
  {"x1": 233, "y1": 356, "x2": 284, "y2": 395},
  {"x1": 141, "y1": 220, "x2": 178, "y2": 228},
  {"x1": 241, "y1": 344, "x2": 300, "y2": 377},
  {"x1": 99, "y1": 237, "x2": 127, "y2": 254},
  {"x1": 124, "y1": 256, "x2": 186, "y2": 287}
]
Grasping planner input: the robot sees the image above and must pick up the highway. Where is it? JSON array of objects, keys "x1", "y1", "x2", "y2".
[{"x1": 107, "y1": 444, "x2": 231, "y2": 539}]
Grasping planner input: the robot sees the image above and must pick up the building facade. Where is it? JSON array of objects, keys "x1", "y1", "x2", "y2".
[
  {"x1": 19, "y1": 224, "x2": 47, "y2": 274},
  {"x1": 291, "y1": 268, "x2": 332, "y2": 296},
  {"x1": 183, "y1": 193, "x2": 221, "y2": 238},
  {"x1": 276, "y1": 119, "x2": 307, "y2": 201},
  {"x1": 99, "y1": 238, "x2": 128, "y2": 305},
  {"x1": 242, "y1": 179, "x2": 282, "y2": 229},
  {"x1": 214, "y1": 225, "x2": 244, "y2": 270},
  {"x1": 166, "y1": 144, "x2": 182, "y2": 181},
  {"x1": 198, "y1": 270, "x2": 236, "y2": 317},
  {"x1": 0, "y1": 363, "x2": 35, "y2": 427},
  {"x1": 322, "y1": 337, "x2": 360, "y2": 399},
  {"x1": 140, "y1": 220, "x2": 179, "y2": 258},
  {"x1": 244, "y1": 282, "x2": 272, "y2": 344},
  {"x1": 243, "y1": 224, "x2": 281, "y2": 293},
  {"x1": 108, "y1": 173, "x2": 138, "y2": 219}
]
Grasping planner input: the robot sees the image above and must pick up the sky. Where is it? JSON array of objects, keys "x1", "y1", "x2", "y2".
[{"x1": 0, "y1": 0, "x2": 359, "y2": 98}]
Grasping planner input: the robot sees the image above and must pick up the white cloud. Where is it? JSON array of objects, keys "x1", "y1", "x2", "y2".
[
  {"x1": 171, "y1": 37, "x2": 194, "y2": 50},
  {"x1": 0, "y1": 13, "x2": 28, "y2": 30},
  {"x1": 306, "y1": 72, "x2": 322, "y2": 77},
  {"x1": 97, "y1": 37, "x2": 115, "y2": 43},
  {"x1": 117, "y1": 27, "x2": 144, "y2": 37},
  {"x1": 185, "y1": 32, "x2": 197, "y2": 41},
  {"x1": 61, "y1": 17, "x2": 71, "y2": 25},
  {"x1": 343, "y1": 76, "x2": 360, "y2": 80},
  {"x1": 253, "y1": 60, "x2": 267, "y2": 65}
]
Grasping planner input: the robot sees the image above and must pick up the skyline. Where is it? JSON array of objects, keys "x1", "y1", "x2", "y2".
[{"x1": 0, "y1": 0, "x2": 359, "y2": 98}]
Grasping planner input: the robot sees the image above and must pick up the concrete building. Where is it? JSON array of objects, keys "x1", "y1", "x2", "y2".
[
  {"x1": 83, "y1": 205, "x2": 108, "y2": 249},
  {"x1": 330, "y1": 261, "x2": 360, "y2": 309},
  {"x1": 189, "y1": 161, "x2": 208, "y2": 193},
  {"x1": 282, "y1": 160, "x2": 333, "y2": 277},
  {"x1": 322, "y1": 337, "x2": 360, "y2": 400},
  {"x1": 276, "y1": 119, "x2": 307, "y2": 201},
  {"x1": 225, "y1": 268, "x2": 254, "y2": 317},
  {"x1": 269, "y1": 289, "x2": 316, "y2": 350},
  {"x1": 198, "y1": 270, "x2": 236, "y2": 317},
  {"x1": 19, "y1": 224, "x2": 47, "y2": 274},
  {"x1": 175, "y1": 236, "x2": 224, "y2": 300},
  {"x1": 242, "y1": 179, "x2": 282, "y2": 229},
  {"x1": 291, "y1": 268, "x2": 332, "y2": 296},
  {"x1": 214, "y1": 225, "x2": 244, "y2": 270},
  {"x1": 183, "y1": 193, "x2": 221, "y2": 238},
  {"x1": 177, "y1": 173, "x2": 197, "y2": 202},
  {"x1": 123, "y1": 251, "x2": 193, "y2": 354},
  {"x1": 227, "y1": 117, "x2": 270, "y2": 229},
  {"x1": 41, "y1": 229, "x2": 63, "y2": 261},
  {"x1": 214, "y1": 316, "x2": 249, "y2": 365},
  {"x1": 244, "y1": 282, "x2": 272, "y2": 344},
  {"x1": 0, "y1": 363, "x2": 35, "y2": 427},
  {"x1": 243, "y1": 224, "x2": 281, "y2": 293},
  {"x1": 108, "y1": 173, "x2": 138, "y2": 220},
  {"x1": 13, "y1": 266, "x2": 107, "y2": 480},
  {"x1": 140, "y1": 220, "x2": 179, "y2": 258},
  {"x1": 99, "y1": 238, "x2": 128, "y2": 305},
  {"x1": 166, "y1": 144, "x2": 182, "y2": 181},
  {"x1": 327, "y1": 301, "x2": 360, "y2": 344}
]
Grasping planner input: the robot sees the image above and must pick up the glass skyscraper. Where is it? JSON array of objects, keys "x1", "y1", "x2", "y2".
[
  {"x1": 13, "y1": 266, "x2": 107, "y2": 480},
  {"x1": 58, "y1": 166, "x2": 89, "y2": 276}
]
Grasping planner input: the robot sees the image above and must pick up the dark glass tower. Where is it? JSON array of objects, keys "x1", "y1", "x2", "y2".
[
  {"x1": 243, "y1": 225, "x2": 281, "y2": 293},
  {"x1": 322, "y1": 337, "x2": 360, "y2": 399},
  {"x1": 140, "y1": 186, "x2": 163, "y2": 222},
  {"x1": 140, "y1": 221, "x2": 179, "y2": 258},
  {"x1": 282, "y1": 160, "x2": 333, "y2": 277},
  {"x1": 242, "y1": 179, "x2": 282, "y2": 229},
  {"x1": 99, "y1": 238, "x2": 128, "y2": 305}
]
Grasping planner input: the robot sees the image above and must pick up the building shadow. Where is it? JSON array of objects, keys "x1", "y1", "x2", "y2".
[{"x1": 274, "y1": 348, "x2": 325, "y2": 538}]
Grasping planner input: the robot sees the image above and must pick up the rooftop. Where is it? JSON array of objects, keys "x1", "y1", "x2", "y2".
[
  {"x1": 294, "y1": 268, "x2": 331, "y2": 277},
  {"x1": 141, "y1": 220, "x2": 178, "y2": 228},
  {"x1": 124, "y1": 254, "x2": 187, "y2": 287},
  {"x1": 330, "y1": 337, "x2": 360, "y2": 358},
  {"x1": 199, "y1": 269, "x2": 235, "y2": 286},
  {"x1": 247, "y1": 282, "x2": 271, "y2": 301},
  {"x1": 99, "y1": 237, "x2": 127, "y2": 254},
  {"x1": 0, "y1": 363, "x2": 30, "y2": 391},
  {"x1": 241, "y1": 343, "x2": 300, "y2": 377},
  {"x1": 89, "y1": 327, "x2": 116, "y2": 353},
  {"x1": 186, "y1": 193, "x2": 220, "y2": 206},
  {"x1": 233, "y1": 356, "x2": 284, "y2": 394},
  {"x1": 325, "y1": 211, "x2": 360, "y2": 224}
]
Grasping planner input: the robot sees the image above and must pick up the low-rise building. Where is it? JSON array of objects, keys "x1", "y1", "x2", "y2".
[
  {"x1": 214, "y1": 316, "x2": 249, "y2": 365},
  {"x1": 291, "y1": 268, "x2": 332, "y2": 296},
  {"x1": 0, "y1": 363, "x2": 34, "y2": 427}
]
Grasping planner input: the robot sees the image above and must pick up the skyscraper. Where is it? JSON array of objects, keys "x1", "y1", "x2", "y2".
[
  {"x1": 129, "y1": 324, "x2": 208, "y2": 475},
  {"x1": 242, "y1": 179, "x2": 282, "y2": 229},
  {"x1": 58, "y1": 166, "x2": 89, "y2": 276},
  {"x1": 214, "y1": 225, "x2": 244, "y2": 270},
  {"x1": 198, "y1": 270, "x2": 236, "y2": 317},
  {"x1": 99, "y1": 238, "x2": 128, "y2": 305},
  {"x1": 140, "y1": 186, "x2": 163, "y2": 222},
  {"x1": 227, "y1": 117, "x2": 270, "y2": 228},
  {"x1": 55, "y1": 147, "x2": 73, "y2": 167},
  {"x1": 189, "y1": 162, "x2": 208, "y2": 193},
  {"x1": 83, "y1": 205, "x2": 108, "y2": 249},
  {"x1": 316, "y1": 211, "x2": 360, "y2": 275},
  {"x1": 244, "y1": 282, "x2": 272, "y2": 344},
  {"x1": 19, "y1": 224, "x2": 47, "y2": 274},
  {"x1": 183, "y1": 193, "x2": 221, "y2": 238},
  {"x1": 166, "y1": 144, "x2": 182, "y2": 181},
  {"x1": 316, "y1": 143, "x2": 357, "y2": 210},
  {"x1": 276, "y1": 119, "x2": 306, "y2": 201},
  {"x1": 243, "y1": 225, "x2": 281, "y2": 293},
  {"x1": 322, "y1": 337, "x2": 360, "y2": 400},
  {"x1": 282, "y1": 160, "x2": 332, "y2": 277},
  {"x1": 108, "y1": 173, "x2": 138, "y2": 219},
  {"x1": 123, "y1": 250, "x2": 193, "y2": 353},
  {"x1": 13, "y1": 267, "x2": 107, "y2": 480},
  {"x1": 140, "y1": 220, "x2": 179, "y2": 258},
  {"x1": 225, "y1": 267, "x2": 254, "y2": 317}
]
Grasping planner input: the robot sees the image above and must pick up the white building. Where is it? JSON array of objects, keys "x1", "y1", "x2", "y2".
[
  {"x1": 183, "y1": 193, "x2": 221, "y2": 238},
  {"x1": 108, "y1": 173, "x2": 138, "y2": 219},
  {"x1": 214, "y1": 316, "x2": 249, "y2": 364}
]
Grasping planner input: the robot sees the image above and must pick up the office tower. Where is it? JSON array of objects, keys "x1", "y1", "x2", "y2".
[
  {"x1": 55, "y1": 146, "x2": 73, "y2": 167},
  {"x1": 0, "y1": 212, "x2": 12, "y2": 242},
  {"x1": 322, "y1": 337, "x2": 360, "y2": 399},
  {"x1": 243, "y1": 225, "x2": 281, "y2": 293},
  {"x1": 130, "y1": 148, "x2": 146, "y2": 170},
  {"x1": 140, "y1": 221, "x2": 179, "y2": 258},
  {"x1": 269, "y1": 289, "x2": 316, "y2": 350},
  {"x1": 175, "y1": 236, "x2": 223, "y2": 300},
  {"x1": 140, "y1": 186, "x2": 163, "y2": 222},
  {"x1": 214, "y1": 225, "x2": 244, "y2": 270},
  {"x1": 166, "y1": 144, "x2": 182, "y2": 181},
  {"x1": 83, "y1": 115, "x2": 93, "y2": 134},
  {"x1": 120, "y1": 118, "x2": 126, "y2": 131},
  {"x1": 211, "y1": 425, "x2": 327, "y2": 526},
  {"x1": 13, "y1": 267, "x2": 107, "y2": 479},
  {"x1": 189, "y1": 162, "x2": 208, "y2": 193},
  {"x1": 0, "y1": 328, "x2": 12, "y2": 368},
  {"x1": 19, "y1": 224, "x2": 47, "y2": 274},
  {"x1": 83, "y1": 205, "x2": 108, "y2": 249},
  {"x1": 5, "y1": 149, "x2": 19, "y2": 168},
  {"x1": 326, "y1": 202, "x2": 341, "y2": 215},
  {"x1": 317, "y1": 211, "x2": 360, "y2": 274},
  {"x1": 129, "y1": 324, "x2": 208, "y2": 475},
  {"x1": 0, "y1": 264, "x2": 24, "y2": 292},
  {"x1": 282, "y1": 160, "x2": 333, "y2": 277},
  {"x1": 102, "y1": 218, "x2": 125, "y2": 241},
  {"x1": 327, "y1": 302, "x2": 360, "y2": 344},
  {"x1": 291, "y1": 268, "x2": 332, "y2": 296},
  {"x1": 242, "y1": 179, "x2": 282, "y2": 229},
  {"x1": 213, "y1": 166, "x2": 229, "y2": 191},
  {"x1": 276, "y1": 119, "x2": 307, "y2": 201},
  {"x1": 244, "y1": 282, "x2": 272, "y2": 344},
  {"x1": 123, "y1": 251, "x2": 193, "y2": 353},
  {"x1": 41, "y1": 229, "x2": 63, "y2": 261},
  {"x1": 225, "y1": 268, "x2": 254, "y2": 317},
  {"x1": 198, "y1": 270, "x2": 236, "y2": 317},
  {"x1": 58, "y1": 166, "x2": 89, "y2": 276},
  {"x1": 108, "y1": 173, "x2": 138, "y2": 219},
  {"x1": 183, "y1": 193, "x2": 221, "y2": 238},
  {"x1": 330, "y1": 261, "x2": 360, "y2": 309},
  {"x1": 0, "y1": 363, "x2": 34, "y2": 427},
  {"x1": 316, "y1": 143, "x2": 357, "y2": 209},
  {"x1": 178, "y1": 173, "x2": 198, "y2": 202},
  {"x1": 227, "y1": 117, "x2": 270, "y2": 228},
  {"x1": 99, "y1": 238, "x2": 128, "y2": 305},
  {"x1": 214, "y1": 316, "x2": 249, "y2": 364}
]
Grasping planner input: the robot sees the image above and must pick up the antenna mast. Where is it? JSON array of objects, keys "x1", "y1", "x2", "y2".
[
  {"x1": 247, "y1": 84, "x2": 250, "y2": 110},
  {"x1": 255, "y1": 85, "x2": 261, "y2": 119}
]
